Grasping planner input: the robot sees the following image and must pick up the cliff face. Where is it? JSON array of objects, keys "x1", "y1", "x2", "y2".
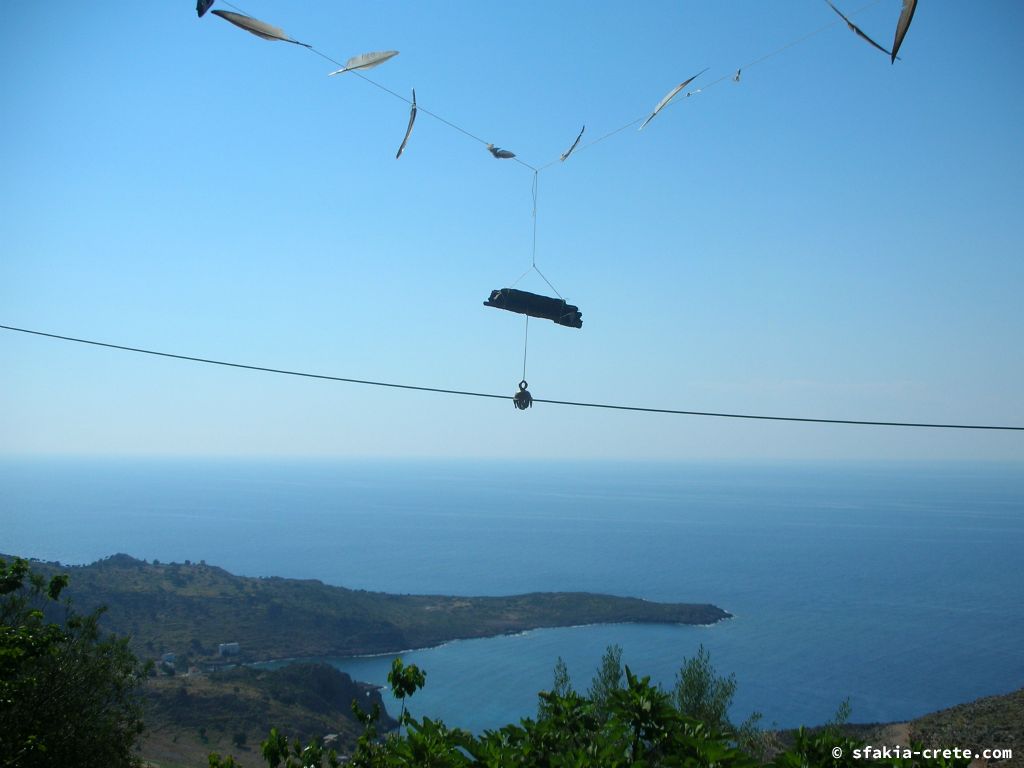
[{"x1": 18, "y1": 554, "x2": 730, "y2": 661}]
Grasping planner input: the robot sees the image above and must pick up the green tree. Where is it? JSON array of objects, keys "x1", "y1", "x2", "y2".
[
  {"x1": 674, "y1": 644, "x2": 738, "y2": 729},
  {"x1": 537, "y1": 655, "x2": 574, "y2": 721},
  {"x1": 587, "y1": 643, "x2": 624, "y2": 723},
  {"x1": 675, "y1": 645, "x2": 770, "y2": 757},
  {"x1": 0, "y1": 557, "x2": 147, "y2": 768},
  {"x1": 550, "y1": 656, "x2": 572, "y2": 698}
]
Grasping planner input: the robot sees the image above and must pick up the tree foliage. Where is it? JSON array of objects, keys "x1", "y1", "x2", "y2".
[
  {"x1": 588, "y1": 643, "x2": 623, "y2": 724},
  {"x1": 675, "y1": 644, "x2": 737, "y2": 729},
  {"x1": 0, "y1": 557, "x2": 146, "y2": 768},
  {"x1": 675, "y1": 643, "x2": 768, "y2": 757},
  {"x1": 209, "y1": 645, "x2": 970, "y2": 767}
]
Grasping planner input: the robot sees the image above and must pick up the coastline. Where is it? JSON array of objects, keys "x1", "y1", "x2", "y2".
[
  {"x1": 251, "y1": 616, "x2": 737, "y2": 668},
  {"x1": 9, "y1": 553, "x2": 731, "y2": 662}
]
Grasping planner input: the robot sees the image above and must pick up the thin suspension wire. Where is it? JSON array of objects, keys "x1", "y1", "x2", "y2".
[
  {"x1": 213, "y1": 0, "x2": 877, "y2": 300},
  {"x1": 219, "y1": 0, "x2": 539, "y2": 171},
  {"x1": 217, "y1": 0, "x2": 879, "y2": 174},
  {"x1": 520, "y1": 174, "x2": 537, "y2": 382},
  {"x1": 526, "y1": 171, "x2": 563, "y2": 299},
  {"x1": 2, "y1": 325, "x2": 507, "y2": 403},
  {"x1": 522, "y1": 316, "x2": 530, "y2": 382},
  {"x1": 508, "y1": 266, "x2": 533, "y2": 290},
  {"x1": 535, "y1": 0, "x2": 884, "y2": 170},
  {"x1": 532, "y1": 265, "x2": 564, "y2": 300},
  {"x1": 86, "y1": 3, "x2": 928, "y2": 423},
  {"x1": 347, "y1": 66, "x2": 539, "y2": 171},
  {"x1": 529, "y1": 396, "x2": 1024, "y2": 431},
  {"x1": 537, "y1": 118, "x2": 644, "y2": 172},
  {"x1": 531, "y1": 171, "x2": 539, "y2": 268},
  {"x1": 4, "y1": 325, "x2": 1023, "y2": 431},
  {"x1": 509, "y1": 170, "x2": 563, "y2": 297}
]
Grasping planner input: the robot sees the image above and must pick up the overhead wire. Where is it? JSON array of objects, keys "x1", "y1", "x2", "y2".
[
  {"x1": 24, "y1": 4, "x2": 966, "y2": 430},
  {"x1": 3, "y1": 324, "x2": 1022, "y2": 432},
  {"x1": 522, "y1": 316, "x2": 530, "y2": 383},
  {"x1": 535, "y1": 0, "x2": 885, "y2": 170},
  {"x1": 215, "y1": 0, "x2": 882, "y2": 172},
  {"x1": 217, "y1": 0, "x2": 539, "y2": 170},
  {"x1": 1, "y1": 325, "x2": 508, "y2": 404},
  {"x1": 526, "y1": 170, "x2": 563, "y2": 299},
  {"x1": 207, "y1": 0, "x2": 888, "y2": 313}
]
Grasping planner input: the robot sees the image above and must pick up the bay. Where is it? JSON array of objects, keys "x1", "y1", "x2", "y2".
[{"x1": 3, "y1": 458, "x2": 1022, "y2": 731}]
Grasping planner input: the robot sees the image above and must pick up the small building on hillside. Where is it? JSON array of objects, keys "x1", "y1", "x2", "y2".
[{"x1": 218, "y1": 642, "x2": 240, "y2": 657}]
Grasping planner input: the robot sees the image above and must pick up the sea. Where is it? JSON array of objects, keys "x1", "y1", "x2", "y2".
[{"x1": 3, "y1": 458, "x2": 1023, "y2": 733}]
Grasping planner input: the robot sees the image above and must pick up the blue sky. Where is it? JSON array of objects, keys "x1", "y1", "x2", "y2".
[{"x1": 2, "y1": 1, "x2": 1022, "y2": 460}]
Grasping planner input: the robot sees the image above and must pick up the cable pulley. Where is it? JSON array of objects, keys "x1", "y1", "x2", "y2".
[
  {"x1": 2, "y1": 325, "x2": 1021, "y2": 430},
  {"x1": 513, "y1": 380, "x2": 533, "y2": 411}
]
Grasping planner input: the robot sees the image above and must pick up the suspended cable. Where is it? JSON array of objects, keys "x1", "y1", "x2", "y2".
[
  {"x1": 536, "y1": 0, "x2": 884, "y2": 170},
  {"x1": 524, "y1": 170, "x2": 562, "y2": 298},
  {"x1": 531, "y1": 265, "x2": 564, "y2": 300},
  {"x1": 2, "y1": 325, "x2": 507, "y2": 404},
  {"x1": 530, "y1": 397, "x2": 1024, "y2": 431},
  {"x1": 208, "y1": 0, "x2": 891, "y2": 360},
  {"x1": 522, "y1": 316, "x2": 530, "y2": 383},
  {"x1": 217, "y1": 0, "x2": 539, "y2": 171},
  {"x1": 4, "y1": 325, "x2": 1021, "y2": 431},
  {"x1": 531, "y1": 171, "x2": 539, "y2": 268},
  {"x1": 214, "y1": 0, "x2": 880, "y2": 174}
]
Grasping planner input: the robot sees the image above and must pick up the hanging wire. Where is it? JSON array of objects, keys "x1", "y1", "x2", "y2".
[
  {"x1": 532, "y1": 265, "x2": 564, "y2": 300},
  {"x1": 531, "y1": 171, "x2": 539, "y2": 268},
  {"x1": 4, "y1": 325, "x2": 1022, "y2": 431},
  {"x1": 218, "y1": 0, "x2": 539, "y2": 170},
  {"x1": 535, "y1": 0, "x2": 885, "y2": 170},
  {"x1": 527, "y1": 172, "x2": 562, "y2": 298},
  {"x1": 509, "y1": 170, "x2": 563, "y2": 298},
  {"x1": 522, "y1": 316, "x2": 530, "y2": 382},
  {"x1": 209, "y1": 0, "x2": 883, "y2": 310},
  {"x1": 2, "y1": 325, "x2": 508, "y2": 403},
  {"x1": 213, "y1": 0, "x2": 883, "y2": 174},
  {"x1": 508, "y1": 266, "x2": 534, "y2": 290},
  {"x1": 183, "y1": 2, "x2": 940, "y2": 420}
]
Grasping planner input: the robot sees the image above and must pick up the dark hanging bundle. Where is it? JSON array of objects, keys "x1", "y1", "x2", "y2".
[{"x1": 484, "y1": 288, "x2": 582, "y2": 329}]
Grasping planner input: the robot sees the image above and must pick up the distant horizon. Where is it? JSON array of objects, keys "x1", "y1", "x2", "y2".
[{"x1": 3, "y1": 453, "x2": 1023, "y2": 466}]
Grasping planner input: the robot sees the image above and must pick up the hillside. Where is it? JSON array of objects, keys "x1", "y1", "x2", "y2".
[
  {"x1": 777, "y1": 689, "x2": 1023, "y2": 767},
  {"x1": 909, "y1": 688, "x2": 1022, "y2": 766},
  {"x1": 142, "y1": 662, "x2": 396, "y2": 768},
  {"x1": 21, "y1": 554, "x2": 729, "y2": 664}
]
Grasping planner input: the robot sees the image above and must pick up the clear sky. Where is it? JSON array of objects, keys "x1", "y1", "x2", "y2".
[{"x1": 2, "y1": 1, "x2": 1022, "y2": 461}]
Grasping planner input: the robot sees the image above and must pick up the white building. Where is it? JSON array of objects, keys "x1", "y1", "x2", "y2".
[{"x1": 218, "y1": 642, "x2": 240, "y2": 656}]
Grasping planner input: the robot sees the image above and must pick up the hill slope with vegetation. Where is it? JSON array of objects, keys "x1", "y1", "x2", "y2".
[
  {"x1": 909, "y1": 688, "x2": 1023, "y2": 766},
  {"x1": 20, "y1": 554, "x2": 728, "y2": 663},
  {"x1": 142, "y1": 663, "x2": 395, "y2": 768}
]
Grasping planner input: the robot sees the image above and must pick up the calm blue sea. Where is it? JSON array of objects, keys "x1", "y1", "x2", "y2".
[{"x1": 3, "y1": 459, "x2": 1023, "y2": 732}]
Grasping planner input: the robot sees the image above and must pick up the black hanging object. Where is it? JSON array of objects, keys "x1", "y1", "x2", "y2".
[
  {"x1": 484, "y1": 288, "x2": 582, "y2": 329},
  {"x1": 513, "y1": 380, "x2": 533, "y2": 410},
  {"x1": 197, "y1": 0, "x2": 215, "y2": 17}
]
